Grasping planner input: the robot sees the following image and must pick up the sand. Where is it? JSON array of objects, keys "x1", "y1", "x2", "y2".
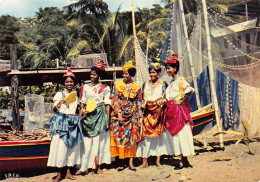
[{"x1": 1, "y1": 139, "x2": 260, "y2": 182}]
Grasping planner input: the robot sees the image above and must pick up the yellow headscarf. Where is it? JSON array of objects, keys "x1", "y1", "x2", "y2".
[
  {"x1": 123, "y1": 61, "x2": 135, "y2": 71},
  {"x1": 150, "y1": 57, "x2": 161, "y2": 70}
]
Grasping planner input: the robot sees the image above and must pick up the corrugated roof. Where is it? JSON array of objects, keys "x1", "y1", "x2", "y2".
[
  {"x1": 226, "y1": 0, "x2": 260, "y2": 17},
  {"x1": 211, "y1": 18, "x2": 257, "y2": 37}
]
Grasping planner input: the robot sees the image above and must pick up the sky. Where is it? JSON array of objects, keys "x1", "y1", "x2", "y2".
[{"x1": 0, "y1": 0, "x2": 164, "y2": 18}]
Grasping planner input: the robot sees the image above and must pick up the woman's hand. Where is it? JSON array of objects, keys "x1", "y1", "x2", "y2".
[
  {"x1": 157, "y1": 99, "x2": 166, "y2": 107},
  {"x1": 118, "y1": 111, "x2": 124, "y2": 125},
  {"x1": 138, "y1": 118, "x2": 143, "y2": 126},
  {"x1": 119, "y1": 118, "x2": 124, "y2": 126},
  {"x1": 57, "y1": 100, "x2": 66, "y2": 108},
  {"x1": 174, "y1": 95, "x2": 188, "y2": 105},
  {"x1": 81, "y1": 109, "x2": 88, "y2": 115}
]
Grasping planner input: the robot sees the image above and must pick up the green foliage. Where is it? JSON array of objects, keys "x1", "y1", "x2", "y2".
[
  {"x1": 18, "y1": 85, "x2": 58, "y2": 108},
  {"x1": 65, "y1": 0, "x2": 109, "y2": 19},
  {"x1": 0, "y1": 15, "x2": 20, "y2": 59},
  {"x1": 213, "y1": 119, "x2": 254, "y2": 155},
  {"x1": 0, "y1": 84, "x2": 58, "y2": 109},
  {"x1": 0, "y1": 91, "x2": 11, "y2": 109}
]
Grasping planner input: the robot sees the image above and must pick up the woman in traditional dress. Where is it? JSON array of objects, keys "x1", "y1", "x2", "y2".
[
  {"x1": 76, "y1": 59, "x2": 111, "y2": 174},
  {"x1": 110, "y1": 61, "x2": 143, "y2": 171},
  {"x1": 164, "y1": 53, "x2": 195, "y2": 169},
  {"x1": 137, "y1": 60, "x2": 168, "y2": 168},
  {"x1": 47, "y1": 68, "x2": 83, "y2": 182}
]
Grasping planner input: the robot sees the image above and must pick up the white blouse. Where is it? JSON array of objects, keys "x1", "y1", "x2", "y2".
[
  {"x1": 81, "y1": 84, "x2": 111, "y2": 105},
  {"x1": 143, "y1": 80, "x2": 165, "y2": 101},
  {"x1": 165, "y1": 77, "x2": 194, "y2": 101},
  {"x1": 53, "y1": 90, "x2": 79, "y2": 115}
]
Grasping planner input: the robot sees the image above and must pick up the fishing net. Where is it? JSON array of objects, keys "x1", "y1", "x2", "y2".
[
  {"x1": 140, "y1": 0, "x2": 259, "y2": 136},
  {"x1": 24, "y1": 94, "x2": 46, "y2": 132},
  {"x1": 135, "y1": 38, "x2": 150, "y2": 85},
  {"x1": 134, "y1": 0, "x2": 260, "y2": 136}
]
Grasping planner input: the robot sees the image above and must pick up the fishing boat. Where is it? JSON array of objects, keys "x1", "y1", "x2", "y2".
[
  {"x1": 0, "y1": 139, "x2": 50, "y2": 172},
  {"x1": 190, "y1": 104, "x2": 215, "y2": 136}
]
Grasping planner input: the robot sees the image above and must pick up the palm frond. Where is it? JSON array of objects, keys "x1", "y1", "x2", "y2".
[
  {"x1": 119, "y1": 36, "x2": 133, "y2": 58},
  {"x1": 66, "y1": 40, "x2": 89, "y2": 59},
  {"x1": 213, "y1": 131, "x2": 244, "y2": 137},
  {"x1": 137, "y1": 30, "x2": 147, "y2": 38},
  {"x1": 148, "y1": 18, "x2": 167, "y2": 27}
]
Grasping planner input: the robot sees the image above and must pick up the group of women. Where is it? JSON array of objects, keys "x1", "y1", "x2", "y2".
[{"x1": 47, "y1": 53, "x2": 195, "y2": 182}]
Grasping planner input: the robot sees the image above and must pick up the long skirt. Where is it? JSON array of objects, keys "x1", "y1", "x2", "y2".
[
  {"x1": 165, "y1": 123, "x2": 195, "y2": 156},
  {"x1": 47, "y1": 134, "x2": 81, "y2": 167},
  {"x1": 79, "y1": 131, "x2": 111, "y2": 171},
  {"x1": 110, "y1": 132, "x2": 137, "y2": 159},
  {"x1": 136, "y1": 133, "x2": 171, "y2": 158}
]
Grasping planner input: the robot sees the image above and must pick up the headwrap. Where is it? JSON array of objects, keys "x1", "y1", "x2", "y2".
[
  {"x1": 123, "y1": 60, "x2": 135, "y2": 71},
  {"x1": 93, "y1": 58, "x2": 108, "y2": 70},
  {"x1": 150, "y1": 57, "x2": 161, "y2": 70},
  {"x1": 166, "y1": 53, "x2": 179, "y2": 64},
  {"x1": 63, "y1": 67, "x2": 75, "y2": 78}
]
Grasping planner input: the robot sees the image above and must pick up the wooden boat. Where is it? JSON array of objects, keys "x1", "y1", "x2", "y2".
[
  {"x1": 191, "y1": 109, "x2": 215, "y2": 136},
  {"x1": 0, "y1": 139, "x2": 50, "y2": 172}
]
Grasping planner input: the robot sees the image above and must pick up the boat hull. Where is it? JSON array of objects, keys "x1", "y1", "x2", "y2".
[
  {"x1": 192, "y1": 110, "x2": 215, "y2": 136},
  {"x1": 0, "y1": 140, "x2": 50, "y2": 172}
]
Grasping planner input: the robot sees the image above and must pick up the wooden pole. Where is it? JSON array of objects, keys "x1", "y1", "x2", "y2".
[
  {"x1": 175, "y1": 0, "x2": 182, "y2": 58},
  {"x1": 202, "y1": 0, "x2": 224, "y2": 148},
  {"x1": 132, "y1": 3, "x2": 139, "y2": 82},
  {"x1": 10, "y1": 44, "x2": 19, "y2": 131},
  {"x1": 178, "y1": 0, "x2": 201, "y2": 109},
  {"x1": 112, "y1": 63, "x2": 116, "y2": 83}
]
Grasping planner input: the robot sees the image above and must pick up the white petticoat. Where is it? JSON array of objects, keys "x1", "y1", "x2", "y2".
[
  {"x1": 165, "y1": 123, "x2": 195, "y2": 156},
  {"x1": 79, "y1": 131, "x2": 111, "y2": 171},
  {"x1": 137, "y1": 132, "x2": 172, "y2": 158},
  {"x1": 47, "y1": 134, "x2": 81, "y2": 167}
]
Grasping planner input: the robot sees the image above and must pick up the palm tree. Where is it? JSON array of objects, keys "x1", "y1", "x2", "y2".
[{"x1": 64, "y1": 0, "x2": 109, "y2": 20}]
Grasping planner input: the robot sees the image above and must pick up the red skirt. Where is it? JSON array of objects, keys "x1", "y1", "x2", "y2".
[{"x1": 164, "y1": 100, "x2": 193, "y2": 136}]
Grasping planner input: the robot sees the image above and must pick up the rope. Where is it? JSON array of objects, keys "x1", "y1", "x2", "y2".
[{"x1": 208, "y1": 7, "x2": 260, "y2": 29}]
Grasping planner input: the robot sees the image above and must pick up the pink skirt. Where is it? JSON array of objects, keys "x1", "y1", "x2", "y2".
[{"x1": 164, "y1": 100, "x2": 193, "y2": 136}]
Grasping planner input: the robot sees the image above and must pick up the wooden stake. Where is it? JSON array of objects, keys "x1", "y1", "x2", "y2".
[{"x1": 10, "y1": 44, "x2": 19, "y2": 131}]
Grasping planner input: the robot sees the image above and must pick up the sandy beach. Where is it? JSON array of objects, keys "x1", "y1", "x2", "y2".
[{"x1": 1, "y1": 138, "x2": 260, "y2": 182}]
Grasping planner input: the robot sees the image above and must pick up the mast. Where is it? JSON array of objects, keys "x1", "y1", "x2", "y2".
[
  {"x1": 178, "y1": 0, "x2": 201, "y2": 109},
  {"x1": 202, "y1": 0, "x2": 224, "y2": 148},
  {"x1": 131, "y1": 2, "x2": 139, "y2": 83}
]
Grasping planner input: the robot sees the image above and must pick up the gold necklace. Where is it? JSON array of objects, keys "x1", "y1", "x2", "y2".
[
  {"x1": 124, "y1": 81, "x2": 133, "y2": 87},
  {"x1": 90, "y1": 82, "x2": 100, "y2": 87},
  {"x1": 171, "y1": 74, "x2": 179, "y2": 82},
  {"x1": 149, "y1": 79, "x2": 160, "y2": 89}
]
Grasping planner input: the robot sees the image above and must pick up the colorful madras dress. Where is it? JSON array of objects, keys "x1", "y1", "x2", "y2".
[
  {"x1": 110, "y1": 80, "x2": 143, "y2": 159},
  {"x1": 164, "y1": 77, "x2": 195, "y2": 156},
  {"x1": 47, "y1": 89, "x2": 83, "y2": 168},
  {"x1": 79, "y1": 83, "x2": 111, "y2": 171},
  {"x1": 137, "y1": 80, "x2": 171, "y2": 157}
]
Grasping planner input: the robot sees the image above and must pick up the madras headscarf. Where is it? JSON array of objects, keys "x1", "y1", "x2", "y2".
[
  {"x1": 123, "y1": 60, "x2": 135, "y2": 71},
  {"x1": 93, "y1": 58, "x2": 108, "y2": 70},
  {"x1": 150, "y1": 57, "x2": 161, "y2": 70},
  {"x1": 166, "y1": 53, "x2": 179, "y2": 64},
  {"x1": 63, "y1": 67, "x2": 75, "y2": 78}
]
